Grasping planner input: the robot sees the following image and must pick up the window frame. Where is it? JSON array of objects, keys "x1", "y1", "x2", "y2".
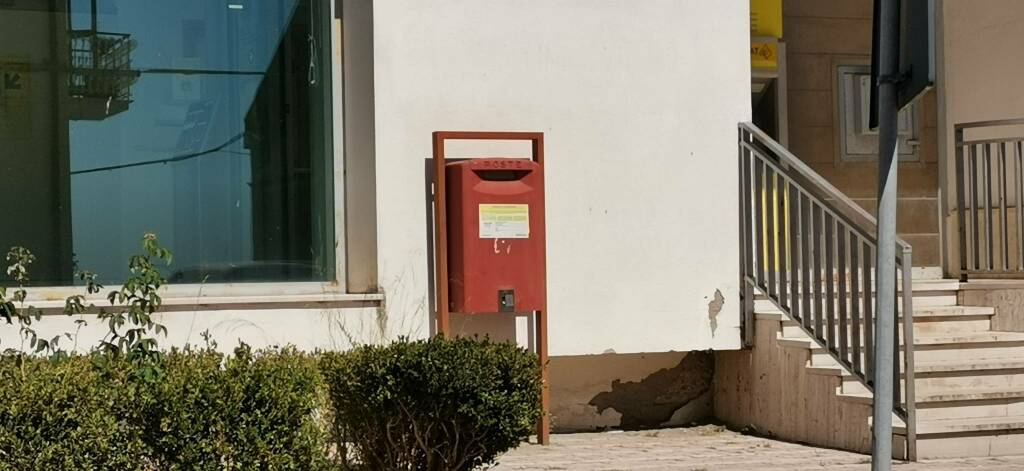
[
  {"x1": 834, "y1": 63, "x2": 921, "y2": 163},
  {"x1": 17, "y1": 0, "x2": 369, "y2": 304}
]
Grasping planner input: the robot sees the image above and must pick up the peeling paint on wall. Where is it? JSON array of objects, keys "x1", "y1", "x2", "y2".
[
  {"x1": 588, "y1": 351, "x2": 714, "y2": 429},
  {"x1": 707, "y1": 289, "x2": 725, "y2": 337}
]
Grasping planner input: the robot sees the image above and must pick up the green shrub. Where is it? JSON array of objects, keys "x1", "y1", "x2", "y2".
[
  {"x1": 321, "y1": 336, "x2": 542, "y2": 471},
  {"x1": 219, "y1": 345, "x2": 330, "y2": 470},
  {"x1": 0, "y1": 355, "x2": 147, "y2": 470},
  {"x1": 0, "y1": 347, "x2": 330, "y2": 471},
  {"x1": 139, "y1": 349, "x2": 229, "y2": 469}
]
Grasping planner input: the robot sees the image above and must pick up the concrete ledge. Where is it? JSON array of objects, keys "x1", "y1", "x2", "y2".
[
  {"x1": 913, "y1": 415, "x2": 1024, "y2": 435},
  {"x1": 960, "y1": 279, "x2": 1024, "y2": 291},
  {"x1": 11, "y1": 292, "x2": 385, "y2": 315}
]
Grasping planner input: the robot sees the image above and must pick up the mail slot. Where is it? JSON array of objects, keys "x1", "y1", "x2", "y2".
[{"x1": 445, "y1": 157, "x2": 546, "y2": 314}]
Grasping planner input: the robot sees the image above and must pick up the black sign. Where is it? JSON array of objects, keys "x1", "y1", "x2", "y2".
[
  {"x1": 869, "y1": 0, "x2": 936, "y2": 129},
  {"x1": 3, "y1": 71, "x2": 21, "y2": 91}
]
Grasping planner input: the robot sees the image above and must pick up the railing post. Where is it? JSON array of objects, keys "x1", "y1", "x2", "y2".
[
  {"x1": 955, "y1": 128, "x2": 968, "y2": 281},
  {"x1": 1017, "y1": 141, "x2": 1024, "y2": 271},
  {"x1": 739, "y1": 127, "x2": 755, "y2": 347},
  {"x1": 1000, "y1": 143, "x2": 1009, "y2": 271},
  {"x1": 901, "y1": 249, "x2": 917, "y2": 461}
]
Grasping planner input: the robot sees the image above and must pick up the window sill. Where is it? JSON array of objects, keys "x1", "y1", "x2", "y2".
[{"x1": 14, "y1": 283, "x2": 384, "y2": 314}]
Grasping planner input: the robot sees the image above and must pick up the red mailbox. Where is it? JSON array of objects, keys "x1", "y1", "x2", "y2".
[
  {"x1": 431, "y1": 131, "x2": 549, "y2": 446},
  {"x1": 446, "y1": 158, "x2": 546, "y2": 314}
]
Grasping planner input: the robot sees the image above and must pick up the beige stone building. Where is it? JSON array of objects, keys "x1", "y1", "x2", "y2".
[
  {"x1": 717, "y1": 0, "x2": 1024, "y2": 460},
  {"x1": 2, "y1": 0, "x2": 1024, "y2": 461}
]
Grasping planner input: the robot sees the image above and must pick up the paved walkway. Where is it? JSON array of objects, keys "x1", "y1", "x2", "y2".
[{"x1": 493, "y1": 426, "x2": 1024, "y2": 470}]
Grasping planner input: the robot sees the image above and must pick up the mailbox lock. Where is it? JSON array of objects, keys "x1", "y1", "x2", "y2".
[{"x1": 498, "y1": 289, "x2": 516, "y2": 313}]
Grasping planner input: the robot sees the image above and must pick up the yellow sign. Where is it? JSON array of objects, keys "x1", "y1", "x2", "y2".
[
  {"x1": 1, "y1": 60, "x2": 30, "y2": 98},
  {"x1": 750, "y1": 42, "x2": 778, "y2": 69},
  {"x1": 751, "y1": 0, "x2": 783, "y2": 38},
  {"x1": 479, "y1": 204, "x2": 530, "y2": 239},
  {"x1": 0, "y1": 58, "x2": 31, "y2": 138}
]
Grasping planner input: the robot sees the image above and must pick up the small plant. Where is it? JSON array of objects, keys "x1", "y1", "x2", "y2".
[
  {"x1": 95, "y1": 233, "x2": 172, "y2": 372},
  {"x1": 1, "y1": 233, "x2": 173, "y2": 366},
  {"x1": 321, "y1": 336, "x2": 542, "y2": 471},
  {"x1": 0, "y1": 247, "x2": 50, "y2": 355}
]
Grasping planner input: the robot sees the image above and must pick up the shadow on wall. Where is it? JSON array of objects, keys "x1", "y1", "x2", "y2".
[{"x1": 587, "y1": 351, "x2": 714, "y2": 430}]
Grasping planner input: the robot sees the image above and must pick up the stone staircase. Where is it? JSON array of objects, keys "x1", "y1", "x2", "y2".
[{"x1": 759, "y1": 278, "x2": 1024, "y2": 459}]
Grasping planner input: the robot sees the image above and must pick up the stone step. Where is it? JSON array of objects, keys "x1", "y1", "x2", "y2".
[
  {"x1": 910, "y1": 331, "x2": 1024, "y2": 345},
  {"x1": 780, "y1": 331, "x2": 1024, "y2": 368},
  {"x1": 778, "y1": 330, "x2": 1024, "y2": 350},
  {"x1": 756, "y1": 279, "x2": 1024, "y2": 458},
  {"x1": 760, "y1": 305, "x2": 994, "y2": 344},
  {"x1": 756, "y1": 305, "x2": 994, "y2": 320},
  {"x1": 895, "y1": 415, "x2": 1024, "y2": 458},
  {"x1": 916, "y1": 357, "x2": 1024, "y2": 373},
  {"x1": 840, "y1": 380, "x2": 1024, "y2": 422},
  {"x1": 754, "y1": 292, "x2": 958, "y2": 311},
  {"x1": 779, "y1": 315, "x2": 990, "y2": 339},
  {"x1": 810, "y1": 355, "x2": 1024, "y2": 378},
  {"x1": 915, "y1": 396, "x2": 1024, "y2": 421},
  {"x1": 839, "y1": 385, "x2": 1024, "y2": 405},
  {"x1": 839, "y1": 387, "x2": 1024, "y2": 423},
  {"x1": 902, "y1": 414, "x2": 1024, "y2": 435},
  {"x1": 909, "y1": 358, "x2": 1024, "y2": 395},
  {"x1": 752, "y1": 278, "x2": 961, "y2": 296},
  {"x1": 913, "y1": 332, "x2": 1024, "y2": 362}
]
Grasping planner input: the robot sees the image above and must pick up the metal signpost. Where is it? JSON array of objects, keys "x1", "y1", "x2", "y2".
[
  {"x1": 871, "y1": 0, "x2": 900, "y2": 466},
  {"x1": 870, "y1": 0, "x2": 934, "y2": 468}
]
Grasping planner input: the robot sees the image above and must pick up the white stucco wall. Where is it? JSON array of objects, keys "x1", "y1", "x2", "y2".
[
  {"x1": 372, "y1": 0, "x2": 751, "y2": 355},
  {"x1": 1, "y1": 0, "x2": 750, "y2": 359}
]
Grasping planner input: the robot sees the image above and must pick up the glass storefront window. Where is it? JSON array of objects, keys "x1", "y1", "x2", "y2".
[{"x1": 0, "y1": 0, "x2": 335, "y2": 285}]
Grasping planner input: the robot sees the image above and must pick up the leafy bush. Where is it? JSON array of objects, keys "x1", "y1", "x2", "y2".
[
  {"x1": 321, "y1": 336, "x2": 542, "y2": 471},
  {"x1": 0, "y1": 235, "x2": 541, "y2": 470},
  {"x1": 0, "y1": 347, "x2": 330, "y2": 471},
  {"x1": 217, "y1": 345, "x2": 329, "y2": 470},
  {"x1": 0, "y1": 355, "x2": 147, "y2": 470}
]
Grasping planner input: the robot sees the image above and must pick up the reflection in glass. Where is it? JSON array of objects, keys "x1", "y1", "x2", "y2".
[{"x1": 0, "y1": 0, "x2": 334, "y2": 285}]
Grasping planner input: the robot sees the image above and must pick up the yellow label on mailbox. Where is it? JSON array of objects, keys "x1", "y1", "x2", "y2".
[{"x1": 479, "y1": 204, "x2": 529, "y2": 239}]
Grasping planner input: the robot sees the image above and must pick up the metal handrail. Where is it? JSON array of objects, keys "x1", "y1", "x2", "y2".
[
  {"x1": 956, "y1": 117, "x2": 1024, "y2": 131},
  {"x1": 740, "y1": 123, "x2": 913, "y2": 254},
  {"x1": 954, "y1": 118, "x2": 1024, "y2": 280},
  {"x1": 738, "y1": 122, "x2": 917, "y2": 460}
]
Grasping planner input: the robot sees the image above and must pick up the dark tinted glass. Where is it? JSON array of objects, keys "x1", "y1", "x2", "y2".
[{"x1": 0, "y1": 0, "x2": 334, "y2": 285}]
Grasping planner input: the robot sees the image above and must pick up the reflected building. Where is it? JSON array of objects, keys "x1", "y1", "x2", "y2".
[{"x1": 0, "y1": 0, "x2": 334, "y2": 285}]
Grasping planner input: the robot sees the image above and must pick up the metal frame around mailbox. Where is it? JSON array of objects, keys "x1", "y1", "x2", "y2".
[{"x1": 432, "y1": 131, "x2": 549, "y2": 445}]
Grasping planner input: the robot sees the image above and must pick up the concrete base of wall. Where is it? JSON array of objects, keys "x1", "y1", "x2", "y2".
[
  {"x1": 450, "y1": 313, "x2": 717, "y2": 432},
  {"x1": 713, "y1": 319, "x2": 873, "y2": 453},
  {"x1": 549, "y1": 351, "x2": 714, "y2": 432}
]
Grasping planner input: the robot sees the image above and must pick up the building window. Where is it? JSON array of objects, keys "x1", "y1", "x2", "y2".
[
  {"x1": 0, "y1": 0, "x2": 335, "y2": 285},
  {"x1": 836, "y1": 65, "x2": 919, "y2": 162}
]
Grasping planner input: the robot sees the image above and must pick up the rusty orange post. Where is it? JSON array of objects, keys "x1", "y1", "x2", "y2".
[{"x1": 431, "y1": 131, "x2": 550, "y2": 445}]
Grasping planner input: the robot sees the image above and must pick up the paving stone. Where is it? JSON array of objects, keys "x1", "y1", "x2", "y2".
[{"x1": 492, "y1": 426, "x2": 1024, "y2": 470}]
